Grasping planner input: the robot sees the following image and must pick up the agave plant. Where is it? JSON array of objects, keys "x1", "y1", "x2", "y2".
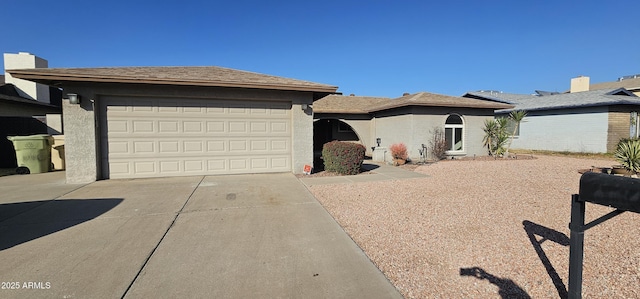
[{"x1": 615, "y1": 140, "x2": 640, "y2": 173}]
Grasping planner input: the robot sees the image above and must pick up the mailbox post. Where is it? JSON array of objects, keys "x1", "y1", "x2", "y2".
[{"x1": 568, "y1": 172, "x2": 640, "y2": 299}]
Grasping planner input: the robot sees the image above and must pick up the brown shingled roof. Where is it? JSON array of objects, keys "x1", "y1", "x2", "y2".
[
  {"x1": 313, "y1": 95, "x2": 390, "y2": 114},
  {"x1": 314, "y1": 92, "x2": 513, "y2": 114},
  {"x1": 8, "y1": 66, "x2": 338, "y2": 93},
  {"x1": 591, "y1": 77, "x2": 640, "y2": 91},
  {"x1": 368, "y1": 92, "x2": 513, "y2": 112}
]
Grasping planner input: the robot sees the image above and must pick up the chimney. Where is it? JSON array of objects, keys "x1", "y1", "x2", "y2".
[
  {"x1": 3, "y1": 52, "x2": 50, "y2": 103},
  {"x1": 570, "y1": 76, "x2": 590, "y2": 93}
]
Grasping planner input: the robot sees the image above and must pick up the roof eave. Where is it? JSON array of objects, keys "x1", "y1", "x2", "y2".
[
  {"x1": 8, "y1": 70, "x2": 339, "y2": 93},
  {"x1": 0, "y1": 95, "x2": 60, "y2": 108},
  {"x1": 368, "y1": 102, "x2": 513, "y2": 112},
  {"x1": 314, "y1": 110, "x2": 369, "y2": 114}
]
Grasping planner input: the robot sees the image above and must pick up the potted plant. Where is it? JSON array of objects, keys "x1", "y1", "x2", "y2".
[
  {"x1": 389, "y1": 143, "x2": 408, "y2": 166},
  {"x1": 614, "y1": 139, "x2": 640, "y2": 176}
]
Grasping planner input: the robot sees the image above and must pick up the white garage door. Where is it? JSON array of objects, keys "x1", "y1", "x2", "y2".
[{"x1": 100, "y1": 96, "x2": 292, "y2": 179}]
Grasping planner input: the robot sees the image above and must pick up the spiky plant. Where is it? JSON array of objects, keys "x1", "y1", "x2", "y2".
[
  {"x1": 615, "y1": 140, "x2": 640, "y2": 173},
  {"x1": 504, "y1": 110, "x2": 527, "y2": 157},
  {"x1": 482, "y1": 119, "x2": 499, "y2": 156},
  {"x1": 482, "y1": 118, "x2": 509, "y2": 156}
]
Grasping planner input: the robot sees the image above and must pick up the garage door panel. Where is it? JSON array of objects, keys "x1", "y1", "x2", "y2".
[{"x1": 103, "y1": 96, "x2": 291, "y2": 179}]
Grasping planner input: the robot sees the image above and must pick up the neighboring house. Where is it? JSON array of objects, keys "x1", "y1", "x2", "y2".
[
  {"x1": 9, "y1": 66, "x2": 337, "y2": 183},
  {"x1": 313, "y1": 92, "x2": 513, "y2": 163},
  {"x1": 589, "y1": 74, "x2": 640, "y2": 97},
  {"x1": 1, "y1": 53, "x2": 62, "y2": 168},
  {"x1": 463, "y1": 82, "x2": 640, "y2": 153}
]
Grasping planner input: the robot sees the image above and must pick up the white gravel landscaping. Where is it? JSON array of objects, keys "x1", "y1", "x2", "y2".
[{"x1": 308, "y1": 155, "x2": 640, "y2": 299}]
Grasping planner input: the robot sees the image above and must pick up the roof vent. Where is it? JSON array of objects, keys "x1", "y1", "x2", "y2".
[
  {"x1": 618, "y1": 74, "x2": 640, "y2": 81},
  {"x1": 349, "y1": 93, "x2": 355, "y2": 96}
]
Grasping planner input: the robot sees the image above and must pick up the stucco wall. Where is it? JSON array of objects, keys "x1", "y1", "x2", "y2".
[
  {"x1": 62, "y1": 92, "x2": 98, "y2": 183},
  {"x1": 373, "y1": 109, "x2": 414, "y2": 160},
  {"x1": 314, "y1": 114, "x2": 373, "y2": 155},
  {"x1": 61, "y1": 83, "x2": 315, "y2": 183},
  {"x1": 507, "y1": 106, "x2": 609, "y2": 153},
  {"x1": 373, "y1": 107, "x2": 494, "y2": 161},
  {"x1": 292, "y1": 97, "x2": 314, "y2": 174}
]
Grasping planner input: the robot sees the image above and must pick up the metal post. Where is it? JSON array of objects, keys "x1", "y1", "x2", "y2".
[{"x1": 568, "y1": 194, "x2": 585, "y2": 299}]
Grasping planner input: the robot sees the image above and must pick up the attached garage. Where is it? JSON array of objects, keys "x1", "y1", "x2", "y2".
[
  {"x1": 101, "y1": 96, "x2": 293, "y2": 179},
  {"x1": 9, "y1": 66, "x2": 337, "y2": 183}
]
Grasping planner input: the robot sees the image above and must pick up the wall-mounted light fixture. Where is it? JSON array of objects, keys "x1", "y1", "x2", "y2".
[
  {"x1": 68, "y1": 93, "x2": 80, "y2": 105},
  {"x1": 376, "y1": 138, "x2": 381, "y2": 147},
  {"x1": 301, "y1": 103, "x2": 312, "y2": 110}
]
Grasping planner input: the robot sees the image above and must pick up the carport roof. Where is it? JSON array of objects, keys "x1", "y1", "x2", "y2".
[{"x1": 8, "y1": 66, "x2": 339, "y2": 93}]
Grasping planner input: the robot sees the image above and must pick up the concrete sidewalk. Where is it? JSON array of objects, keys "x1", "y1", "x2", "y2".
[
  {"x1": 0, "y1": 172, "x2": 403, "y2": 298},
  {"x1": 299, "y1": 162, "x2": 427, "y2": 187}
]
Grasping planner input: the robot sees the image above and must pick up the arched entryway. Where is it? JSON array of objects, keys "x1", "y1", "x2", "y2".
[{"x1": 313, "y1": 119, "x2": 362, "y2": 170}]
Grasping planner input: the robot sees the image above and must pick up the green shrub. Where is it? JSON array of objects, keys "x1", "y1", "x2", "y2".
[{"x1": 322, "y1": 141, "x2": 366, "y2": 175}]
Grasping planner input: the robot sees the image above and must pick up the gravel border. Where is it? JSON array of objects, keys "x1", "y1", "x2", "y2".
[{"x1": 308, "y1": 155, "x2": 640, "y2": 298}]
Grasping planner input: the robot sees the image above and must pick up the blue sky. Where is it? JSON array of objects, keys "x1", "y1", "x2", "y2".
[{"x1": 2, "y1": 0, "x2": 639, "y2": 97}]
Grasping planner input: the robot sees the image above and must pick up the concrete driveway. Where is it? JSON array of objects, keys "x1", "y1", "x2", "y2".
[{"x1": 0, "y1": 172, "x2": 402, "y2": 298}]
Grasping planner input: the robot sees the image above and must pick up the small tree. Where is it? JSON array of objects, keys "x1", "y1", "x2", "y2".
[
  {"x1": 482, "y1": 118, "x2": 509, "y2": 156},
  {"x1": 429, "y1": 126, "x2": 448, "y2": 160},
  {"x1": 504, "y1": 110, "x2": 527, "y2": 157}
]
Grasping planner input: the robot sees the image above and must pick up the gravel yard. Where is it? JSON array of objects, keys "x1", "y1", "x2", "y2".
[{"x1": 308, "y1": 155, "x2": 640, "y2": 299}]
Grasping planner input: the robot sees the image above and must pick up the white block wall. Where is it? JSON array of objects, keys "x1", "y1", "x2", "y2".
[{"x1": 510, "y1": 106, "x2": 609, "y2": 153}]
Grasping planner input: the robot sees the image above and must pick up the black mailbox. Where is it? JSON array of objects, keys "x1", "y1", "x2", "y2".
[
  {"x1": 568, "y1": 172, "x2": 640, "y2": 299},
  {"x1": 579, "y1": 172, "x2": 640, "y2": 213}
]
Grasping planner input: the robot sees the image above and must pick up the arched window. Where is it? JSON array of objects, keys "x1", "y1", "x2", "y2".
[{"x1": 445, "y1": 114, "x2": 464, "y2": 152}]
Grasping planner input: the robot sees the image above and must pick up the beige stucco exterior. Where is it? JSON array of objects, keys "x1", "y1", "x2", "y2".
[
  {"x1": 373, "y1": 107, "x2": 494, "y2": 160},
  {"x1": 315, "y1": 106, "x2": 496, "y2": 162},
  {"x1": 61, "y1": 83, "x2": 315, "y2": 183},
  {"x1": 313, "y1": 114, "x2": 374, "y2": 155}
]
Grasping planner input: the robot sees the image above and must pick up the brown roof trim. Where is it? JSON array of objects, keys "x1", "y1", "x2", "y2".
[{"x1": 8, "y1": 67, "x2": 339, "y2": 93}]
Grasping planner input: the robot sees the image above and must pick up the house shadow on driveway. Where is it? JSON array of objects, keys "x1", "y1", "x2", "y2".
[{"x1": 0, "y1": 198, "x2": 123, "y2": 251}]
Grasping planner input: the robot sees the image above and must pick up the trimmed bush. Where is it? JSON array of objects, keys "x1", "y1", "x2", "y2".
[
  {"x1": 322, "y1": 141, "x2": 366, "y2": 175},
  {"x1": 389, "y1": 143, "x2": 408, "y2": 160}
]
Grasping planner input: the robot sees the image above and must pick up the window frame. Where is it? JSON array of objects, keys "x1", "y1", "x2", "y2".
[{"x1": 444, "y1": 114, "x2": 465, "y2": 154}]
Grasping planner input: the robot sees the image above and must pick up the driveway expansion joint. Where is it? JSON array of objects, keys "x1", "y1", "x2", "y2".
[{"x1": 120, "y1": 176, "x2": 205, "y2": 299}]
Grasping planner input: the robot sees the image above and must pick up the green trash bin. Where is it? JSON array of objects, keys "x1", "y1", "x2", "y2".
[{"x1": 7, "y1": 134, "x2": 54, "y2": 174}]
